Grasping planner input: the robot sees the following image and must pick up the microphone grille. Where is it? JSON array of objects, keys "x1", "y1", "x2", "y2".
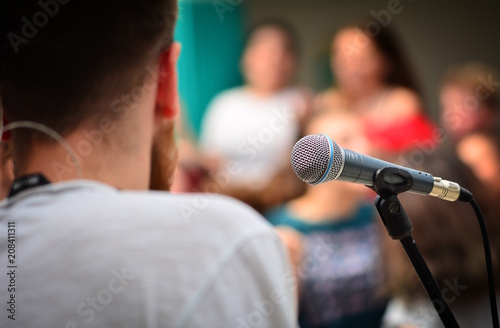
[{"x1": 291, "y1": 134, "x2": 343, "y2": 184}]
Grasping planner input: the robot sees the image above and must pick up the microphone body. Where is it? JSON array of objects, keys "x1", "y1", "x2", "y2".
[
  {"x1": 291, "y1": 134, "x2": 464, "y2": 202},
  {"x1": 340, "y1": 147, "x2": 433, "y2": 193}
]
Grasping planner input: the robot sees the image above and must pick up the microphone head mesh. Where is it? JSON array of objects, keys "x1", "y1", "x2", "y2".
[{"x1": 291, "y1": 134, "x2": 343, "y2": 184}]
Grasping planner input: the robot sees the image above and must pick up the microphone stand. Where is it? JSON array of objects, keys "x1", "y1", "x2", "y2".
[{"x1": 371, "y1": 167, "x2": 459, "y2": 328}]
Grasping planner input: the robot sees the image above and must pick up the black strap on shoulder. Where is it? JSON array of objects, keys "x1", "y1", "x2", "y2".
[{"x1": 8, "y1": 173, "x2": 51, "y2": 198}]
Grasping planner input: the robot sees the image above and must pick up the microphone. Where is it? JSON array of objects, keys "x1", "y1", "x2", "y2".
[{"x1": 291, "y1": 134, "x2": 470, "y2": 202}]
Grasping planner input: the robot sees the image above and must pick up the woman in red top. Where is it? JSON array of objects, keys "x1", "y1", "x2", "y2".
[{"x1": 316, "y1": 19, "x2": 436, "y2": 159}]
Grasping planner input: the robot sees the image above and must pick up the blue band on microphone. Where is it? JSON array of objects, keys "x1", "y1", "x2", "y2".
[{"x1": 313, "y1": 134, "x2": 333, "y2": 185}]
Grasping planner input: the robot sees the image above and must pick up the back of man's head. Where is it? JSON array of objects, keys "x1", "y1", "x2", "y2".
[{"x1": 0, "y1": 0, "x2": 177, "y2": 164}]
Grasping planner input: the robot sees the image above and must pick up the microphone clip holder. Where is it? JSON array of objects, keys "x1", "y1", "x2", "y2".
[{"x1": 371, "y1": 167, "x2": 460, "y2": 328}]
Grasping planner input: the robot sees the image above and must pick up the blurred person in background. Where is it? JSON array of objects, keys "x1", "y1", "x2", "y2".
[
  {"x1": 440, "y1": 62, "x2": 500, "y2": 142},
  {"x1": 382, "y1": 149, "x2": 500, "y2": 328},
  {"x1": 199, "y1": 20, "x2": 311, "y2": 212},
  {"x1": 456, "y1": 126, "x2": 500, "y2": 197},
  {"x1": 439, "y1": 63, "x2": 500, "y2": 194},
  {"x1": 316, "y1": 19, "x2": 436, "y2": 160},
  {"x1": 266, "y1": 110, "x2": 388, "y2": 328}
]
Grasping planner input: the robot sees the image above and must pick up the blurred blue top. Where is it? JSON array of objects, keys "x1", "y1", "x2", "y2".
[{"x1": 266, "y1": 203, "x2": 387, "y2": 328}]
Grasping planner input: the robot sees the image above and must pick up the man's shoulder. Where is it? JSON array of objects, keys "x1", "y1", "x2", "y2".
[
  {"x1": 125, "y1": 190, "x2": 270, "y2": 230},
  {"x1": 4, "y1": 181, "x2": 280, "y2": 264},
  {"x1": 5, "y1": 181, "x2": 274, "y2": 239},
  {"x1": 92, "y1": 184, "x2": 274, "y2": 241},
  {"x1": 0, "y1": 183, "x2": 294, "y2": 328}
]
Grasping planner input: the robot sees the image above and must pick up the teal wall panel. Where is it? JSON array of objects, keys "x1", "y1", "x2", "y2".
[{"x1": 175, "y1": 0, "x2": 245, "y2": 138}]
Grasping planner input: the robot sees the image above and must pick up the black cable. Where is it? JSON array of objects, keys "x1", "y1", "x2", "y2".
[{"x1": 469, "y1": 197, "x2": 499, "y2": 328}]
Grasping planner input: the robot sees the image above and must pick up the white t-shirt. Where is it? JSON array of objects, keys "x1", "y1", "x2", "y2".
[
  {"x1": 200, "y1": 87, "x2": 306, "y2": 189},
  {"x1": 0, "y1": 180, "x2": 297, "y2": 328}
]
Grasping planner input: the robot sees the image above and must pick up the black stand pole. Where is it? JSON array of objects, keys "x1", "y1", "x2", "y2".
[{"x1": 372, "y1": 168, "x2": 459, "y2": 328}]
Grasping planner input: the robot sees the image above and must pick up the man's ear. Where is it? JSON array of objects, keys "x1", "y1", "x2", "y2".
[{"x1": 155, "y1": 42, "x2": 181, "y2": 125}]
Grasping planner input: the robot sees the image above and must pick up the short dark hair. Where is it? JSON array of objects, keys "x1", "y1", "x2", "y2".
[{"x1": 0, "y1": 0, "x2": 177, "y2": 153}]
